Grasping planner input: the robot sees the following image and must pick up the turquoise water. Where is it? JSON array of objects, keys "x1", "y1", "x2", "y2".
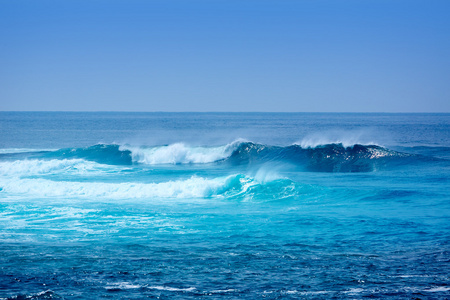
[{"x1": 0, "y1": 112, "x2": 449, "y2": 299}]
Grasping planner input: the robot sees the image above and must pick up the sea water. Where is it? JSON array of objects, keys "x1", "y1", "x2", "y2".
[{"x1": 0, "y1": 112, "x2": 449, "y2": 299}]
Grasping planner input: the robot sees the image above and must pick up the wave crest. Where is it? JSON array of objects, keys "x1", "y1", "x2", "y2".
[
  {"x1": 121, "y1": 140, "x2": 242, "y2": 165},
  {"x1": 296, "y1": 130, "x2": 378, "y2": 148},
  {"x1": 0, "y1": 174, "x2": 301, "y2": 201},
  {"x1": 1, "y1": 140, "x2": 418, "y2": 172},
  {"x1": 0, "y1": 159, "x2": 104, "y2": 176},
  {"x1": 227, "y1": 142, "x2": 410, "y2": 172}
]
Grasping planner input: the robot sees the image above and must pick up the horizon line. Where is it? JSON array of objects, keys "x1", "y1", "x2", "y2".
[{"x1": 1, "y1": 110, "x2": 449, "y2": 114}]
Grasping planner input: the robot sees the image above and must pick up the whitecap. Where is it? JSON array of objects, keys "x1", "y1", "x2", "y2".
[
  {"x1": 147, "y1": 286, "x2": 196, "y2": 292},
  {"x1": 120, "y1": 140, "x2": 244, "y2": 165},
  {"x1": 210, "y1": 289, "x2": 237, "y2": 293},
  {"x1": 343, "y1": 288, "x2": 364, "y2": 294},
  {"x1": 105, "y1": 282, "x2": 141, "y2": 290},
  {"x1": 0, "y1": 175, "x2": 240, "y2": 200},
  {"x1": 423, "y1": 286, "x2": 450, "y2": 292}
]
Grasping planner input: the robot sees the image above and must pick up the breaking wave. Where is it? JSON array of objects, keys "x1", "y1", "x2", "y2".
[
  {"x1": 120, "y1": 140, "x2": 242, "y2": 164},
  {"x1": 0, "y1": 174, "x2": 302, "y2": 201},
  {"x1": 226, "y1": 142, "x2": 415, "y2": 172},
  {"x1": 0, "y1": 140, "x2": 428, "y2": 172}
]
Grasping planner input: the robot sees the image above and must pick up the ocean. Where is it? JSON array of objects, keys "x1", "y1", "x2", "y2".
[{"x1": 0, "y1": 112, "x2": 449, "y2": 299}]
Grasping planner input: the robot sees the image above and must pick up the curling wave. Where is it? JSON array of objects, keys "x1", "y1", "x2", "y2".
[
  {"x1": 0, "y1": 140, "x2": 424, "y2": 172},
  {"x1": 0, "y1": 174, "x2": 302, "y2": 201},
  {"x1": 226, "y1": 142, "x2": 414, "y2": 172}
]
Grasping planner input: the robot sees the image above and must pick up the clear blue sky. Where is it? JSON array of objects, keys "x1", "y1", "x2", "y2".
[{"x1": 1, "y1": 0, "x2": 449, "y2": 112}]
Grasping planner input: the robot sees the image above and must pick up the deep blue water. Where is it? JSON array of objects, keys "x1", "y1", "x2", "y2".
[{"x1": 0, "y1": 112, "x2": 449, "y2": 299}]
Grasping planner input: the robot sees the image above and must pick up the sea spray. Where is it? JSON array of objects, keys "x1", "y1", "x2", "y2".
[
  {"x1": 120, "y1": 140, "x2": 243, "y2": 165},
  {"x1": 296, "y1": 129, "x2": 380, "y2": 148}
]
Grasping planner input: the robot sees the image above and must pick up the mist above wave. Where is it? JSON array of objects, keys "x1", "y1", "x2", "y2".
[
  {"x1": 296, "y1": 130, "x2": 379, "y2": 148},
  {"x1": 227, "y1": 142, "x2": 411, "y2": 172}
]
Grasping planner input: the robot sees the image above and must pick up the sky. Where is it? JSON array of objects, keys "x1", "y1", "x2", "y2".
[{"x1": 0, "y1": 0, "x2": 449, "y2": 112}]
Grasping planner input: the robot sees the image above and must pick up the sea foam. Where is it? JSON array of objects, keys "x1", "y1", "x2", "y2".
[
  {"x1": 0, "y1": 174, "x2": 252, "y2": 200},
  {"x1": 0, "y1": 173, "x2": 298, "y2": 201},
  {"x1": 121, "y1": 140, "x2": 243, "y2": 165},
  {"x1": 0, "y1": 176, "x2": 228, "y2": 199},
  {"x1": 0, "y1": 159, "x2": 105, "y2": 176}
]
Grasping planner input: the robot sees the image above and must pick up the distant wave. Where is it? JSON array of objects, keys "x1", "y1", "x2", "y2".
[
  {"x1": 0, "y1": 148, "x2": 56, "y2": 154},
  {"x1": 48, "y1": 144, "x2": 133, "y2": 165},
  {"x1": 0, "y1": 159, "x2": 110, "y2": 177},
  {"x1": 0, "y1": 140, "x2": 431, "y2": 172},
  {"x1": 226, "y1": 142, "x2": 414, "y2": 172}
]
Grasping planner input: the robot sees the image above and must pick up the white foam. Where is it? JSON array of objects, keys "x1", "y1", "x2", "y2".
[
  {"x1": 0, "y1": 175, "x2": 239, "y2": 199},
  {"x1": 300, "y1": 291, "x2": 332, "y2": 295},
  {"x1": 49, "y1": 207, "x2": 99, "y2": 218},
  {"x1": 121, "y1": 140, "x2": 243, "y2": 165},
  {"x1": 278, "y1": 290, "x2": 332, "y2": 296},
  {"x1": 397, "y1": 275, "x2": 430, "y2": 278},
  {"x1": 423, "y1": 286, "x2": 450, "y2": 292},
  {"x1": 343, "y1": 288, "x2": 364, "y2": 294},
  {"x1": 0, "y1": 159, "x2": 105, "y2": 176},
  {"x1": 148, "y1": 286, "x2": 196, "y2": 292},
  {"x1": 210, "y1": 289, "x2": 237, "y2": 293},
  {"x1": 105, "y1": 282, "x2": 141, "y2": 290}
]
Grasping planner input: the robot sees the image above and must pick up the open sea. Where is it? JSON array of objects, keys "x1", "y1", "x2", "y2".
[{"x1": 0, "y1": 112, "x2": 449, "y2": 299}]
